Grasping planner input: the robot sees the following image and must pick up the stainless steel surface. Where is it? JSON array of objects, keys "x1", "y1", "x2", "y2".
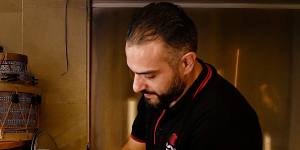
[{"x1": 93, "y1": 2, "x2": 300, "y2": 9}]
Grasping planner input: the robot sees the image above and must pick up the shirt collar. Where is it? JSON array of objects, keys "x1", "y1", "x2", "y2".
[{"x1": 166, "y1": 59, "x2": 210, "y2": 113}]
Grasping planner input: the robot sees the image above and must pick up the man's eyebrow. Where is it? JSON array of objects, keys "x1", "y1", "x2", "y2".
[{"x1": 134, "y1": 70, "x2": 158, "y2": 75}]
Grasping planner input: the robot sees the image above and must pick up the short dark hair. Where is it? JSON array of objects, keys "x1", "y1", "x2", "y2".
[{"x1": 126, "y1": 2, "x2": 198, "y2": 53}]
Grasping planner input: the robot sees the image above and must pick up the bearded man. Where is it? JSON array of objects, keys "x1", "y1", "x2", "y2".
[{"x1": 122, "y1": 2, "x2": 263, "y2": 150}]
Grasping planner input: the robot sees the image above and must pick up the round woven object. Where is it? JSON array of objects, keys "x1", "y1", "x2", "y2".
[
  {"x1": 0, "y1": 83, "x2": 40, "y2": 141},
  {"x1": 0, "y1": 53, "x2": 28, "y2": 64},
  {"x1": 0, "y1": 53, "x2": 37, "y2": 85}
]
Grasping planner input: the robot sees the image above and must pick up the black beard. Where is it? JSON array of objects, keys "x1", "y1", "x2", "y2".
[
  {"x1": 157, "y1": 74, "x2": 185, "y2": 109},
  {"x1": 142, "y1": 71, "x2": 186, "y2": 109}
]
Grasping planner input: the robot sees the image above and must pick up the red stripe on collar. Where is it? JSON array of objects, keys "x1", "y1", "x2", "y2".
[{"x1": 192, "y1": 64, "x2": 213, "y2": 100}]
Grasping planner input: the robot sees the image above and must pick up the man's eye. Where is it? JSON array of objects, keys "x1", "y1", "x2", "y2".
[{"x1": 145, "y1": 74, "x2": 155, "y2": 79}]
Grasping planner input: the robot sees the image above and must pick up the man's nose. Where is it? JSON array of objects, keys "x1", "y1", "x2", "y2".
[{"x1": 133, "y1": 74, "x2": 146, "y2": 93}]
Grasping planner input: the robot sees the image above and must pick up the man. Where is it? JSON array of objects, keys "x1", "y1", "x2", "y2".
[{"x1": 122, "y1": 2, "x2": 262, "y2": 150}]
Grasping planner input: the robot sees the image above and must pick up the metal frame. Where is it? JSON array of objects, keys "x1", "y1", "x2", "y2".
[{"x1": 93, "y1": 2, "x2": 300, "y2": 9}]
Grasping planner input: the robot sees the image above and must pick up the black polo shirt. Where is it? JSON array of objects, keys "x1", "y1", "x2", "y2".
[{"x1": 131, "y1": 60, "x2": 262, "y2": 150}]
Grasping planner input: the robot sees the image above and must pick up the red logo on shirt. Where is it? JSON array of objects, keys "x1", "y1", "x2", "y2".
[{"x1": 166, "y1": 133, "x2": 177, "y2": 150}]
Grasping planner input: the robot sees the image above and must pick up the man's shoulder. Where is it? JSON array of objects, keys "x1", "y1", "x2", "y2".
[{"x1": 191, "y1": 72, "x2": 258, "y2": 123}]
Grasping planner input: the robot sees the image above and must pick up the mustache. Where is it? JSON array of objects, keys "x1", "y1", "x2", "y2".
[{"x1": 141, "y1": 90, "x2": 157, "y2": 95}]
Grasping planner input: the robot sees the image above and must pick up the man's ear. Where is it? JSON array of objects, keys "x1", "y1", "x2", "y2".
[{"x1": 180, "y1": 52, "x2": 197, "y2": 75}]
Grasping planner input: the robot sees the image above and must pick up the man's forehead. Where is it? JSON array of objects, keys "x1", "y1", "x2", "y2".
[
  {"x1": 125, "y1": 43, "x2": 171, "y2": 72},
  {"x1": 126, "y1": 50, "x2": 161, "y2": 71},
  {"x1": 126, "y1": 42, "x2": 162, "y2": 57}
]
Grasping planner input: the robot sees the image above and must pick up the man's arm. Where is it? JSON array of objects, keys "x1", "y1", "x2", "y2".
[
  {"x1": 122, "y1": 136, "x2": 146, "y2": 150},
  {"x1": 123, "y1": 98, "x2": 147, "y2": 150}
]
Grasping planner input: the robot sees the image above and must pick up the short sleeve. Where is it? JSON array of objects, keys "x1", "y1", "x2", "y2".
[{"x1": 131, "y1": 97, "x2": 146, "y2": 142}]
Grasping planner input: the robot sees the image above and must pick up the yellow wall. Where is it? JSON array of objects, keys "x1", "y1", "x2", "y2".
[{"x1": 0, "y1": 0, "x2": 88, "y2": 149}]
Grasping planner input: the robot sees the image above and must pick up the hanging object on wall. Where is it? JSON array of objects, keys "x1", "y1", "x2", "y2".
[{"x1": 0, "y1": 51, "x2": 41, "y2": 149}]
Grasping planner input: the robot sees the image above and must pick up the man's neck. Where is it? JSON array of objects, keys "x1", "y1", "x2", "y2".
[{"x1": 169, "y1": 61, "x2": 203, "y2": 108}]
